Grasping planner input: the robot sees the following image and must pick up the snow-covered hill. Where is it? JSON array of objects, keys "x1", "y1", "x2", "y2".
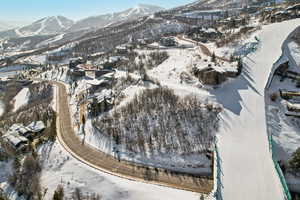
[
  {"x1": 0, "y1": 20, "x2": 28, "y2": 31},
  {"x1": 0, "y1": 16, "x2": 73, "y2": 38},
  {"x1": 16, "y1": 16, "x2": 74, "y2": 37},
  {"x1": 68, "y1": 4, "x2": 164, "y2": 32},
  {"x1": 0, "y1": 21, "x2": 15, "y2": 32}
]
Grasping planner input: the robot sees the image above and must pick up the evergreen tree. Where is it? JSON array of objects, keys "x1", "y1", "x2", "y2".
[
  {"x1": 289, "y1": 148, "x2": 300, "y2": 171},
  {"x1": 211, "y1": 52, "x2": 216, "y2": 63},
  {"x1": 53, "y1": 185, "x2": 64, "y2": 200},
  {"x1": 237, "y1": 57, "x2": 243, "y2": 76}
]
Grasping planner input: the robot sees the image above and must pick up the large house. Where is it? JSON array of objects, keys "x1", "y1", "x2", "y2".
[
  {"x1": 159, "y1": 37, "x2": 178, "y2": 47},
  {"x1": 1, "y1": 121, "x2": 45, "y2": 150}
]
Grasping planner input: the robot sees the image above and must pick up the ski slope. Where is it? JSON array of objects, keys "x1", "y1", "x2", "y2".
[{"x1": 214, "y1": 19, "x2": 300, "y2": 200}]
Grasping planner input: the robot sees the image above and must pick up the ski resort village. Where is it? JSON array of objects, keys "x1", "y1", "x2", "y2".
[{"x1": 1, "y1": 0, "x2": 300, "y2": 199}]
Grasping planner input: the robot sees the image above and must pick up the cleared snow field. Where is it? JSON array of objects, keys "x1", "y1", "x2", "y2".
[
  {"x1": 214, "y1": 19, "x2": 300, "y2": 200},
  {"x1": 147, "y1": 48, "x2": 211, "y2": 99},
  {"x1": 39, "y1": 141, "x2": 200, "y2": 200},
  {"x1": 12, "y1": 88, "x2": 30, "y2": 112}
]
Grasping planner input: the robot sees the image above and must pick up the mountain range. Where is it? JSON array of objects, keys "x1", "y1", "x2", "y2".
[
  {"x1": 0, "y1": 20, "x2": 30, "y2": 32},
  {"x1": 0, "y1": 4, "x2": 164, "y2": 39},
  {"x1": 68, "y1": 4, "x2": 164, "y2": 32}
]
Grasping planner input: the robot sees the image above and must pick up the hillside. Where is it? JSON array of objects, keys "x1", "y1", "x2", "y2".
[
  {"x1": 68, "y1": 4, "x2": 164, "y2": 32},
  {"x1": 17, "y1": 16, "x2": 74, "y2": 37},
  {"x1": 1, "y1": 0, "x2": 300, "y2": 199},
  {"x1": 265, "y1": 25, "x2": 300, "y2": 194},
  {"x1": 0, "y1": 16, "x2": 73, "y2": 39}
]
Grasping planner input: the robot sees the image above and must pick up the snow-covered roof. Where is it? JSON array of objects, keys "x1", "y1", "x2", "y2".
[
  {"x1": 77, "y1": 64, "x2": 94, "y2": 70},
  {"x1": 2, "y1": 132, "x2": 28, "y2": 147},
  {"x1": 86, "y1": 79, "x2": 109, "y2": 86},
  {"x1": 200, "y1": 28, "x2": 218, "y2": 33},
  {"x1": 69, "y1": 57, "x2": 83, "y2": 62},
  {"x1": 109, "y1": 56, "x2": 126, "y2": 63},
  {"x1": 27, "y1": 121, "x2": 45, "y2": 133},
  {"x1": 195, "y1": 62, "x2": 237, "y2": 74},
  {"x1": 100, "y1": 72, "x2": 114, "y2": 80},
  {"x1": 91, "y1": 52, "x2": 105, "y2": 57},
  {"x1": 7, "y1": 121, "x2": 45, "y2": 138},
  {"x1": 93, "y1": 89, "x2": 113, "y2": 103},
  {"x1": 274, "y1": 10, "x2": 289, "y2": 15},
  {"x1": 286, "y1": 3, "x2": 300, "y2": 11},
  {"x1": 8, "y1": 124, "x2": 31, "y2": 135},
  {"x1": 115, "y1": 45, "x2": 127, "y2": 50}
]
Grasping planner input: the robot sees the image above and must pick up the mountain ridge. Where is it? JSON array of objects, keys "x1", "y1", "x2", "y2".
[{"x1": 67, "y1": 4, "x2": 164, "y2": 32}]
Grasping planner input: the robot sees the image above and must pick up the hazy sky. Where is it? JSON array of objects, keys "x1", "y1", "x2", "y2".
[{"x1": 0, "y1": 0, "x2": 194, "y2": 22}]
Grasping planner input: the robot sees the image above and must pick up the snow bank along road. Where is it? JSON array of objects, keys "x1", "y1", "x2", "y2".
[
  {"x1": 53, "y1": 81, "x2": 213, "y2": 194},
  {"x1": 215, "y1": 19, "x2": 300, "y2": 200}
]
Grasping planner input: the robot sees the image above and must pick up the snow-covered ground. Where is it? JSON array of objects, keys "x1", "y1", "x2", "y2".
[
  {"x1": 22, "y1": 17, "x2": 300, "y2": 199},
  {"x1": 0, "y1": 161, "x2": 25, "y2": 200},
  {"x1": 0, "y1": 100, "x2": 4, "y2": 117},
  {"x1": 83, "y1": 118, "x2": 212, "y2": 175},
  {"x1": 12, "y1": 88, "x2": 30, "y2": 112},
  {"x1": 147, "y1": 48, "x2": 211, "y2": 98},
  {"x1": 39, "y1": 141, "x2": 201, "y2": 200},
  {"x1": 20, "y1": 54, "x2": 46, "y2": 65},
  {"x1": 214, "y1": 19, "x2": 300, "y2": 200},
  {"x1": 265, "y1": 26, "x2": 300, "y2": 193}
]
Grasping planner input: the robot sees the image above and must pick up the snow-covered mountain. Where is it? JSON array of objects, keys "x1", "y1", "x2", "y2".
[
  {"x1": 0, "y1": 21, "x2": 14, "y2": 31},
  {"x1": 0, "y1": 20, "x2": 29, "y2": 31},
  {"x1": 68, "y1": 4, "x2": 164, "y2": 32},
  {"x1": 0, "y1": 16, "x2": 74, "y2": 38},
  {"x1": 169, "y1": 0, "x2": 247, "y2": 13},
  {"x1": 16, "y1": 16, "x2": 74, "y2": 37}
]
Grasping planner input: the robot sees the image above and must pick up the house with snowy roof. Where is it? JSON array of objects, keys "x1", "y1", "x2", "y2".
[{"x1": 2, "y1": 132, "x2": 28, "y2": 150}]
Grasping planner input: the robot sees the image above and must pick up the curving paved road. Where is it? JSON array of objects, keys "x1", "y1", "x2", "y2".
[{"x1": 53, "y1": 81, "x2": 214, "y2": 194}]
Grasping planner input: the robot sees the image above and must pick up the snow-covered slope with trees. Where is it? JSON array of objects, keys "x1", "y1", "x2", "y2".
[
  {"x1": 12, "y1": 88, "x2": 30, "y2": 112},
  {"x1": 39, "y1": 141, "x2": 201, "y2": 200},
  {"x1": 0, "y1": 16, "x2": 73, "y2": 39},
  {"x1": 68, "y1": 4, "x2": 164, "y2": 32},
  {"x1": 17, "y1": 16, "x2": 74, "y2": 37},
  {"x1": 265, "y1": 25, "x2": 300, "y2": 194}
]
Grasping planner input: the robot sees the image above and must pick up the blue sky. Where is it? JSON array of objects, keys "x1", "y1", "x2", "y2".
[{"x1": 0, "y1": 0, "x2": 194, "y2": 22}]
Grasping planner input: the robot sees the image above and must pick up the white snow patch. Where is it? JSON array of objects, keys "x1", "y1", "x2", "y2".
[
  {"x1": 12, "y1": 88, "x2": 30, "y2": 112},
  {"x1": 39, "y1": 142, "x2": 200, "y2": 200},
  {"x1": 0, "y1": 100, "x2": 4, "y2": 117}
]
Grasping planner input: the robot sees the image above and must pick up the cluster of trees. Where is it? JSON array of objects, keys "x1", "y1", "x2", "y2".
[
  {"x1": 3, "y1": 35, "x2": 53, "y2": 51},
  {"x1": 237, "y1": 57, "x2": 243, "y2": 76},
  {"x1": 216, "y1": 26, "x2": 259, "y2": 47},
  {"x1": 0, "y1": 82, "x2": 54, "y2": 136},
  {"x1": 0, "y1": 193, "x2": 8, "y2": 200},
  {"x1": 46, "y1": 50, "x2": 73, "y2": 63},
  {"x1": 187, "y1": 28, "x2": 223, "y2": 43},
  {"x1": 292, "y1": 30, "x2": 300, "y2": 46},
  {"x1": 147, "y1": 51, "x2": 169, "y2": 69},
  {"x1": 94, "y1": 87, "x2": 221, "y2": 156},
  {"x1": 289, "y1": 148, "x2": 300, "y2": 172},
  {"x1": 88, "y1": 97, "x2": 112, "y2": 118},
  {"x1": 9, "y1": 155, "x2": 42, "y2": 199},
  {"x1": 53, "y1": 186, "x2": 102, "y2": 200},
  {"x1": 73, "y1": 14, "x2": 188, "y2": 55},
  {"x1": 118, "y1": 51, "x2": 168, "y2": 75}
]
